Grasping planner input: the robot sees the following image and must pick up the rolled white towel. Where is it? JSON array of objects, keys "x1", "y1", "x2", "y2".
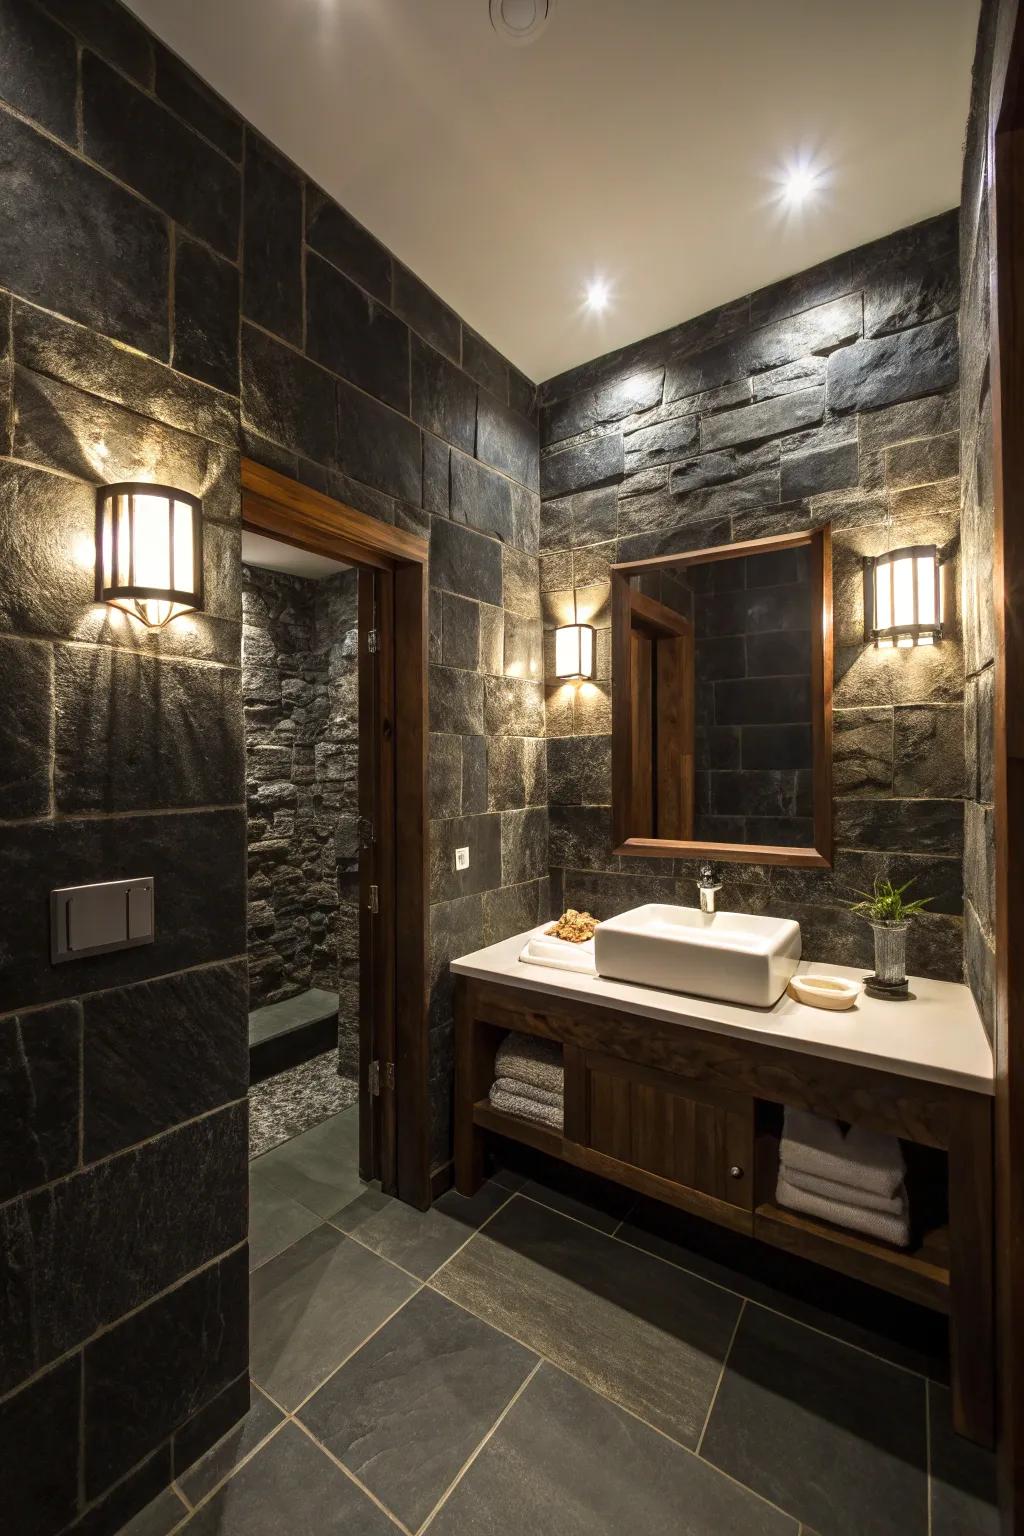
[
  {"x1": 489, "y1": 1084, "x2": 564, "y2": 1131},
  {"x1": 495, "y1": 1032, "x2": 564, "y2": 1097},
  {"x1": 780, "y1": 1164, "x2": 907, "y2": 1216},
  {"x1": 776, "y1": 1171, "x2": 910, "y2": 1248},
  {"x1": 780, "y1": 1108, "x2": 905, "y2": 1200},
  {"x1": 492, "y1": 1075, "x2": 563, "y2": 1110}
]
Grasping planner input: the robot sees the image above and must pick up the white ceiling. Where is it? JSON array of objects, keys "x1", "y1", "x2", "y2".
[
  {"x1": 241, "y1": 530, "x2": 350, "y2": 579},
  {"x1": 127, "y1": 0, "x2": 979, "y2": 383}
]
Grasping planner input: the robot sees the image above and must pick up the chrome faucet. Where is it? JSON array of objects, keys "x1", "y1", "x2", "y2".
[{"x1": 697, "y1": 861, "x2": 722, "y2": 915}]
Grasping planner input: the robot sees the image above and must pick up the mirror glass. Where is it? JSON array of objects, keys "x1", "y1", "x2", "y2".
[{"x1": 612, "y1": 529, "x2": 830, "y2": 865}]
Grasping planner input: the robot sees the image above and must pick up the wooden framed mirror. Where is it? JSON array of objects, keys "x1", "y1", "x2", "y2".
[{"x1": 611, "y1": 526, "x2": 832, "y2": 868}]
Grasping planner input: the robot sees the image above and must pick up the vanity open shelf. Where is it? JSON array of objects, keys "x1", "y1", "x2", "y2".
[{"x1": 453, "y1": 946, "x2": 994, "y2": 1447}]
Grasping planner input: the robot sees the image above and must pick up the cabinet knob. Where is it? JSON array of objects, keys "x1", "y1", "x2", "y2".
[{"x1": 729, "y1": 1165, "x2": 744, "y2": 1179}]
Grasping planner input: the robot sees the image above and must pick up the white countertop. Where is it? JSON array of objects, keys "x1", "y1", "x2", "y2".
[{"x1": 451, "y1": 926, "x2": 994, "y2": 1095}]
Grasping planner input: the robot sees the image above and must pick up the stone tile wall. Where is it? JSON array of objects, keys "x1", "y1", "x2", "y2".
[
  {"x1": 0, "y1": 1, "x2": 539, "y2": 1529},
  {"x1": 241, "y1": 563, "x2": 360, "y2": 1068},
  {"x1": 958, "y1": 0, "x2": 999, "y2": 1037},
  {"x1": 539, "y1": 212, "x2": 966, "y2": 980}
]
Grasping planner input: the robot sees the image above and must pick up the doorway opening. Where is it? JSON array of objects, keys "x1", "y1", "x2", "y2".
[{"x1": 240, "y1": 459, "x2": 431, "y2": 1210}]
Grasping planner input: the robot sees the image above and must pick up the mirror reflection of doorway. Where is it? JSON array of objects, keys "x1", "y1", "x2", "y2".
[{"x1": 241, "y1": 530, "x2": 363, "y2": 1162}]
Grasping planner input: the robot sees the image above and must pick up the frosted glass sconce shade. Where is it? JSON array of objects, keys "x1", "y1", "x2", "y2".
[
  {"x1": 95, "y1": 483, "x2": 203, "y2": 627},
  {"x1": 864, "y1": 545, "x2": 943, "y2": 648},
  {"x1": 554, "y1": 622, "x2": 595, "y2": 680}
]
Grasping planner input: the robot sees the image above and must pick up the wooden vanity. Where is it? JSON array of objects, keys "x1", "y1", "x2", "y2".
[{"x1": 453, "y1": 935, "x2": 995, "y2": 1446}]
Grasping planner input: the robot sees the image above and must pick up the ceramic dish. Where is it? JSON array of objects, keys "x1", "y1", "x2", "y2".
[{"x1": 788, "y1": 973, "x2": 862, "y2": 1010}]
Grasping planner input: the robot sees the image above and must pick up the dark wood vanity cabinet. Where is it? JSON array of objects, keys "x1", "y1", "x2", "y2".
[
  {"x1": 454, "y1": 974, "x2": 994, "y2": 1450},
  {"x1": 573, "y1": 1050, "x2": 754, "y2": 1220}
]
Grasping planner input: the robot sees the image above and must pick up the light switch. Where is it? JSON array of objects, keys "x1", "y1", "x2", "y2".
[{"x1": 51, "y1": 878, "x2": 155, "y2": 963}]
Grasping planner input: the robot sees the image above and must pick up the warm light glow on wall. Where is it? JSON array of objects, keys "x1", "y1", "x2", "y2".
[
  {"x1": 864, "y1": 545, "x2": 943, "y2": 648},
  {"x1": 95, "y1": 484, "x2": 203, "y2": 628},
  {"x1": 554, "y1": 622, "x2": 594, "y2": 680}
]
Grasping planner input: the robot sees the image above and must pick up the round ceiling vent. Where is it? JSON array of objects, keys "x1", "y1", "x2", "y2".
[{"x1": 489, "y1": 0, "x2": 555, "y2": 45}]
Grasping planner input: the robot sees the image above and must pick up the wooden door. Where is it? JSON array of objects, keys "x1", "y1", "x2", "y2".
[{"x1": 358, "y1": 568, "x2": 398, "y2": 1191}]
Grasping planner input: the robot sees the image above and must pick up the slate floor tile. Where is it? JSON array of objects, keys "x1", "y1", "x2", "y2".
[
  {"x1": 248, "y1": 1157, "x2": 322, "y2": 1271},
  {"x1": 178, "y1": 1422, "x2": 396, "y2": 1535},
  {"x1": 249, "y1": 1224, "x2": 419, "y2": 1410},
  {"x1": 431, "y1": 1193, "x2": 741, "y2": 1447},
  {"x1": 700, "y1": 1302, "x2": 928, "y2": 1536},
  {"x1": 300, "y1": 1287, "x2": 537, "y2": 1530},
  {"x1": 618, "y1": 1196, "x2": 948, "y2": 1378},
  {"x1": 178, "y1": 1384, "x2": 284, "y2": 1504},
  {"x1": 928, "y1": 1382, "x2": 999, "y2": 1535},
  {"x1": 516, "y1": 1164, "x2": 635, "y2": 1235},
  {"x1": 328, "y1": 1179, "x2": 511, "y2": 1279},
  {"x1": 252, "y1": 1108, "x2": 366, "y2": 1219},
  {"x1": 426, "y1": 1362, "x2": 796, "y2": 1536}
]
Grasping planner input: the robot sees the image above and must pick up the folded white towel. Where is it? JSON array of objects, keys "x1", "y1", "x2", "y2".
[
  {"x1": 776, "y1": 1172, "x2": 910, "y2": 1248},
  {"x1": 493, "y1": 1075, "x2": 563, "y2": 1110},
  {"x1": 780, "y1": 1164, "x2": 907, "y2": 1216},
  {"x1": 489, "y1": 1084, "x2": 564, "y2": 1131},
  {"x1": 780, "y1": 1108, "x2": 905, "y2": 1199},
  {"x1": 519, "y1": 934, "x2": 596, "y2": 975},
  {"x1": 495, "y1": 1032, "x2": 564, "y2": 1097}
]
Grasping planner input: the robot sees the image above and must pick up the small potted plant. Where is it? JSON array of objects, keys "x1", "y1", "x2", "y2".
[{"x1": 846, "y1": 877, "x2": 932, "y2": 999}]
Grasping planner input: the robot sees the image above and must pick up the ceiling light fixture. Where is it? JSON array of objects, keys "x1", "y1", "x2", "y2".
[
  {"x1": 584, "y1": 277, "x2": 611, "y2": 313},
  {"x1": 781, "y1": 161, "x2": 822, "y2": 205},
  {"x1": 489, "y1": 0, "x2": 554, "y2": 45}
]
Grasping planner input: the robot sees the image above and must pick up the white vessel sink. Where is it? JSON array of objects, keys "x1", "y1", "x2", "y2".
[{"x1": 593, "y1": 904, "x2": 801, "y2": 1008}]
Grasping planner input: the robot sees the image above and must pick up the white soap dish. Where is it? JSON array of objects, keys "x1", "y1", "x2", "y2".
[{"x1": 788, "y1": 974, "x2": 861, "y2": 1010}]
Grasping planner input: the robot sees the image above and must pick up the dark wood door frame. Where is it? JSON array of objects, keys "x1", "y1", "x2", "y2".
[
  {"x1": 241, "y1": 459, "x2": 431, "y2": 1210},
  {"x1": 990, "y1": 1, "x2": 1024, "y2": 1524}
]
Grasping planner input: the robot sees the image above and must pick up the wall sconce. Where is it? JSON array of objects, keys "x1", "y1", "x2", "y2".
[
  {"x1": 863, "y1": 545, "x2": 943, "y2": 648},
  {"x1": 96, "y1": 483, "x2": 203, "y2": 628},
  {"x1": 554, "y1": 620, "x2": 595, "y2": 681}
]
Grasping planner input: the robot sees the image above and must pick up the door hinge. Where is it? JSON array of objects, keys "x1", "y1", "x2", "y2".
[
  {"x1": 358, "y1": 814, "x2": 374, "y2": 850},
  {"x1": 367, "y1": 627, "x2": 380, "y2": 654},
  {"x1": 368, "y1": 1060, "x2": 395, "y2": 1096},
  {"x1": 368, "y1": 883, "x2": 379, "y2": 914}
]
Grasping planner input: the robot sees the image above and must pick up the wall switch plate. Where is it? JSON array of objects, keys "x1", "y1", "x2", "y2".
[
  {"x1": 51, "y1": 878, "x2": 155, "y2": 963},
  {"x1": 455, "y1": 846, "x2": 470, "y2": 871}
]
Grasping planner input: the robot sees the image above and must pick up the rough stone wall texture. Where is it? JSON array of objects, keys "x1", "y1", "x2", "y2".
[
  {"x1": 539, "y1": 211, "x2": 966, "y2": 981},
  {"x1": 0, "y1": 2, "x2": 539, "y2": 1530},
  {"x1": 958, "y1": 0, "x2": 999, "y2": 1038},
  {"x1": 241, "y1": 564, "x2": 360, "y2": 1066}
]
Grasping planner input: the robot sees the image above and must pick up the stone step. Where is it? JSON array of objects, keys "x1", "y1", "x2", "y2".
[{"x1": 249, "y1": 987, "x2": 339, "y2": 1082}]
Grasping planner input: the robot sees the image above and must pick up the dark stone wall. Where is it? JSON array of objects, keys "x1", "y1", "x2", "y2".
[
  {"x1": 959, "y1": 0, "x2": 999, "y2": 1038},
  {"x1": 0, "y1": 1, "x2": 540, "y2": 1529},
  {"x1": 540, "y1": 212, "x2": 966, "y2": 980},
  {"x1": 241, "y1": 564, "x2": 360, "y2": 1066}
]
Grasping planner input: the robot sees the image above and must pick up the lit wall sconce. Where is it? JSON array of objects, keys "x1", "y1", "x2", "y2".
[
  {"x1": 863, "y1": 545, "x2": 944, "y2": 648},
  {"x1": 554, "y1": 620, "x2": 595, "y2": 681},
  {"x1": 96, "y1": 483, "x2": 203, "y2": 628}
]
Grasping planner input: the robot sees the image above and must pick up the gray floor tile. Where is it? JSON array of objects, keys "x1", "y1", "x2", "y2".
[
  {"x1": 701, "y1": 1302, "x2": 929, "y2": 1536},
  {"x1": 928, "y1": 1382, "x2": 999, "y2": 1535},
  {"x1": 619, "y1": 1197, "x2": 947, "y2": 1379},
  {"x1": 119, "y1": 1486, "x2": 190, "y2": 1536},
  {"x1": 328, "y1": 1179, "x2": 511, "y2": 1279},
  {"x1": 250, "y1": 1224, "x2": 419, "y2": 1409},
  {"x1": 248, "y1": 1157, "x2": 323, "y2": 1271},
  {"x1": 516, "y1": 1164, "x2": 635, "y2": 1234},
  {"x1": 431, "y1": 1193, "x2": 741, "y2": 1447},
  {"x1": 299, "y1": 1287, "x2": 536, "y2": 1530},
  {"x1": 178, "y1": 1385, "x2": 284, "y2": 1504},
  {"x1": 178, "y1": 1422, "x2": 396, "y2": 1535},
  {"x1": 253, "y1": 1107, "x2": 366, "y2": 1219},
  {"x1": 427, "y1": 1362, "x2": 796, "y2": 1536}
]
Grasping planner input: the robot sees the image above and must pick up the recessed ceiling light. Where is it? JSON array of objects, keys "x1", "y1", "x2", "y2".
[
  {"x1": 782, "y1": 162, "x2": 822, "y2": 205},
  {"x1": 584, "y1": 277, "x2": 611, "y2": 313},
  {"x1": 489, "y1": 0, "x2": 555, "y2": 45}
]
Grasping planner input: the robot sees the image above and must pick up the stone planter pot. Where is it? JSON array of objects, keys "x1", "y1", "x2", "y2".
[{"x1": 870, "y1": 921, "x2": 909, "y2": 987}]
